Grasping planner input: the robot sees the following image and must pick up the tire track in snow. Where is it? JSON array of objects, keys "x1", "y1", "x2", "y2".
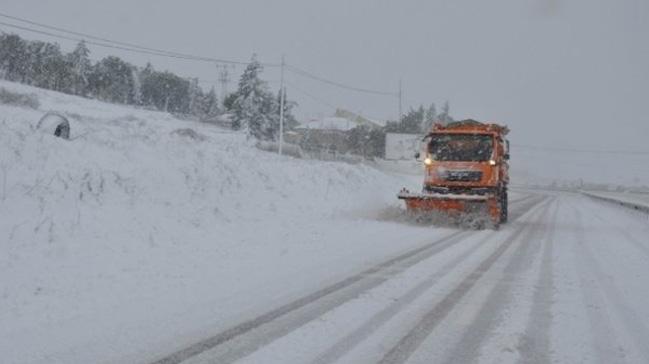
[
  {"x1": 150, "y1": 196, "x2": 546, "y2": 364},
  {"x1": 437, "y1": 198, "x2": 555, "y2": 364},
  {"x1": 571, "y1": 206, "x2": 626, "y2": 364},
  {"x1": 508, "y1": 192, "x2": 541, "y2": 206},
  {"x1": 516, "y1": 199, "x2": 559, "y2": 364},
  {"x1": 572, "y1": 205, "x2": 649, "y2": 363},
  {"x1": 377, "y1": 197, "x2": 552, "y2": 364},
  {"x1": 151, "y1": 233, "x2": 466, "y2": 364},
  {"x1": 310, "y1": 232, "x2": 495, "y2": 364},
  {"x1": 165, "y1": 232, "x2": 470, "y2": 364}
]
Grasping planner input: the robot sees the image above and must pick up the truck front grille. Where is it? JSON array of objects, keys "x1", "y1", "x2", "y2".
[{"x1": 440, "y1": 170, "x2": 483, "y2": 182}]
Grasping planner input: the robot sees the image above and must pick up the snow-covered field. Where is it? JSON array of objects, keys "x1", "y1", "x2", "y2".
[
  {"x1": 2, "y1": 81, "x2": 649, "y2": 364},
  {"x1": 0, "y1": 80, "x2": 448, "y2": 363}
]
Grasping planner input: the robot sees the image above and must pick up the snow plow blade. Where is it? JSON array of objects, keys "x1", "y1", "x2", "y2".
[{"x1": 398, "y1": 189, "x2": 500, "y2": 228}]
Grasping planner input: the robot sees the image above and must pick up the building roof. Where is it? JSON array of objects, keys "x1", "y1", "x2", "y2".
[{"x1": 299, "y1": 117, "x2": 357, "y2": 131}]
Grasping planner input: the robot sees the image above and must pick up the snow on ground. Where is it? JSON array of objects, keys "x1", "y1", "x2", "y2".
[
  {"x1": 299, "y1": 117, "x2": 359, "y2": 131},
  {"x1": 3, "y1": 80, "x2": 647, "y2": 364},
  {"x1": 0, "y1": 80, "x2": 448, "y2": 363},
  {"x1": 581, "y1": 190, "x2": 649, "y2": 210},
  {"x1": 155, "y1": 193, "x2": 649, "y2": 364}
]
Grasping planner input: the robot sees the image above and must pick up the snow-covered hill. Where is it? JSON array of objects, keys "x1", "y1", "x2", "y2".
[{"x1": 0, "y1": 80, "x2": 438, "y2": 363}]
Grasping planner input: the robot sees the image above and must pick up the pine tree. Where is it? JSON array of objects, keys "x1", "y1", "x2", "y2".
[
  {"x1": 231, "y1": 55, "x2": 274, "y2": 138},
  {"x1": 424, "y1": 102, "x2": 437, "y2": 131},
  {"x1": 222, "y1": 92, "x2": 238, "y2": 111},
  {"x1": 400, "y1": 106, "x2": 425, "y2": 133},
  {"x1": 68, "y1": 41, "x2": 91, "y2": 96},
  {"x1": 138, "y1": 63, "x2": 156, "y2": 106},
  {"x1": 439, "y1": 101, "x2": 453, "y2": 125},
  {"x1": 204, "y1": 87, "x2": 219, "y2": 117},
  {"x1": 0, "y1": 34, "x2": 29, "y2": 82},
  {"x1": 189, "y1": 86, "x2": 220, "y2": 120},
  {"x1": 24, "y1": 40, "x2": 47, "y2": 86},
  {"x1": 39, "y1": 43, "x2": 71, "y2": 92},
  {"x1": 89, "y1": 56, "x2": 136, "y2": 104}
]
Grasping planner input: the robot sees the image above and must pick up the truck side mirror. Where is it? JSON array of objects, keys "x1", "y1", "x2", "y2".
[
  {"x1": 504, "y1": 153, "x2": 510, "y2": 160},
  {"x1": 414, "y1": 152, "x2": 420, "y2": 160}
]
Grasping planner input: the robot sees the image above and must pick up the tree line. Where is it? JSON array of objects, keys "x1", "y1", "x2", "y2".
[
  {"x1": 385, "y1": 101, "x2": 453, "y2": 134},
  {"x1": 343, "y1": 101, "x2": 454, "y2": 158},
  {"x1": 0, "y1": 32, "x2": 452, "y2": 153},
  {"x1": 0, "y1": 33, "x2": 297, "y2": 138}
]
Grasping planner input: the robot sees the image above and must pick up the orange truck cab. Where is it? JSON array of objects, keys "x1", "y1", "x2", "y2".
[{"x1": 398, "y1": 119, "x2": 510, "y2": 228}]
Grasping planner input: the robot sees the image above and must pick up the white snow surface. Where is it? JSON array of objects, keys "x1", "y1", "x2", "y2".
[
  {"x1": 581, "y1": 190, "x2": 649, "y2": 210},
  {"x1": 0, "y1": 80, "x2": 437, "y2": 363},
  {"x1": 299, "y1": 117, "x2": 357, "y2": 131},
  {"x1": 2, "y1": 81, "x2": 649, "y2": 364}
]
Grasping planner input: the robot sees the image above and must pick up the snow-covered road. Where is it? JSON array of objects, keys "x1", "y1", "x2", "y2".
[
  {"x1": 2, "y1": 81, "x2": 648, "y2": 364},
  {"x1": 148, "y1": 192, "x2": 649, "y2": 364}
]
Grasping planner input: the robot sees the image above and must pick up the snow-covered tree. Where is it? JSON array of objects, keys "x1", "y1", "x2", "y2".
[
  {"x1": 0, "y1": 32, "x2": 224, "y2": 117},
  {"x1": 438, "y1": 101, "x2": 453, "y2": 125},
  {"x1": 202, "y1": 87, "x2": 220, "y2": 118},
  {"x1": 68, "y1": 41, "x2": 91, "y2": 96},
  {"x1": 0, "y1": 34, "x2": 29, "y2": 82},
  {"x1": 39, "y1": 43, "x2": 72, "y2": 93},
  {"x1": 424, "y1": 102, "x2": 437, "y2": 131},
  {"x1": 89, "y1": 56, "x2": 136, "y2": 104},
  {"x1": 138, "y1": 64, "x2": 193, "y2": 114},
  {"x1": 400, "y1": 106, "x2": 425, "y2": 133},
  {"x1": 232, "y1": 55, "x2": 275, "y2": 139},
  {"x1": 24, "y1": 40, "x2": 46, "y2": 86}
]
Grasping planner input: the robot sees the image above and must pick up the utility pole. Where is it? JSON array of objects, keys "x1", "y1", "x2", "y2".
[
  {"x1": 279, "y1": 55, "x2": 286, "y2": 156},
  {"x1": 398, "y1": 79, "x2": 403, "y2": 122}
]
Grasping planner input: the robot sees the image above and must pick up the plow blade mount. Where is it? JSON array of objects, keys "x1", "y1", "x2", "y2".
[{"x1": 398, "y1": 189, "x2": 501, "y2": 226}]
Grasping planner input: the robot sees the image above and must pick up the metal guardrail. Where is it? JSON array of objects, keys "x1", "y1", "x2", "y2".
[{"x1": 580, "y1": 191, "x2": 649, "y2": 214}]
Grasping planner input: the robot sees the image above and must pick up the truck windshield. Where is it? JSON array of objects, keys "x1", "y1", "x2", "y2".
[{"x1": 427, "y1": 134, "x2": 493, "y2": 162}]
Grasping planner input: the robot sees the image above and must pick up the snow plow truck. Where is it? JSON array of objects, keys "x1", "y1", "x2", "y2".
[{"x1": 398, "y1": 119, "x2": 510, "y2": 228}]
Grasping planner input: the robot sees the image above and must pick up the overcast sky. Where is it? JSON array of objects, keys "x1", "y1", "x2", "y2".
[{"x1": 1, "y1": 0, "x2": 648, "y2": 156}]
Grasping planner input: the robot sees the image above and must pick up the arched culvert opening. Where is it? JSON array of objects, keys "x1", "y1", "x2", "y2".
[{"x1": 37, "y1": 112, "x2": 70, "y2": 140}]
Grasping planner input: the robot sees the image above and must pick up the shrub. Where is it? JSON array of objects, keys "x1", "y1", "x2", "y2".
[{"x1": 0, "y1": 88, "x2": 40, "y2": 109}]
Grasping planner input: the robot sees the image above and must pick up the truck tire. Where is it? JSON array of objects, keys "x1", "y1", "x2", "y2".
[{"x1": 500, "y1": 188, "x2": 508, "y2": 224}]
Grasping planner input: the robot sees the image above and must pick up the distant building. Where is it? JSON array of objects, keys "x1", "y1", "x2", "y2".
[
  {"x1": 285, "y1": 109, "x2": 384, "y2": 157},
  {"x1": 299, "y1": 116, "x2": 357, "y2": 132},
  {"x1": 333, "y1": 109, "x2": 382, "y2": 129},
  {"x1": 384, "y1": 133, "x2": 422, "y2": 160}
]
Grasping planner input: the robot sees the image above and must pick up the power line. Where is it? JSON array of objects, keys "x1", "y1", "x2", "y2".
[
  {"x1": 0, "y1": 21, "x2": 227, "y2": 61},
  {"x1": 0, "y1": 11, "x2": 399, "y2": 99},
  {"x1": 286, "y1": 64, "x2": 398, "y2": 97},
  {"x1": 1, "y1": 11, "x2": 402, "y2": 109},
  {"x1": 284, "y1": 80, "x2": 338, "y2": 110},
  {"x1": 0, "y1": 12, "x2": 197, "y2": 58},
  {"x1": 285, "y1": 80, "x2": 390, "y2": 122},
  {"x1": 0, "y1": 14, "x2": 278, "y2": 67},
  {"x1": 511, "y1": 143, "x2": 649, "y2": 155}
]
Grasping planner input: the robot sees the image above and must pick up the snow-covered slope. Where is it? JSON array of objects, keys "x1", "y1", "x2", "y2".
[{"x1": 0, "y1": 80, "x2": 437, "y2": 363}]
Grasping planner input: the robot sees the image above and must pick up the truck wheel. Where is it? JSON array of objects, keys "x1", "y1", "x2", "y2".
[{"x1": 500, "y1": 188, "x2": 508, "y2": 224}]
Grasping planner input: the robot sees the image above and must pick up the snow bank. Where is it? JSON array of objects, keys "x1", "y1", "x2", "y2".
[
  {"x1": 0, "y1": 80, "x2": 437, "y2": 364},
  {"x1": 581, "y1": 190, "x2": 649, "y2": 213}
]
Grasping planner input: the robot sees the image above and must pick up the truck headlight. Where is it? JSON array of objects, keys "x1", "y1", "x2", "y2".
[
  {"x1": 424, "y1": 157, "x2": 433, "y2": 166},
  {"x1": 489, "y1": 160, "x2": 497, "y2": 166}
]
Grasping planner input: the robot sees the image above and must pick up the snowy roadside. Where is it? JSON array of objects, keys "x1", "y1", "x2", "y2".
[
  {"x1": 580, "y1": 190, "x2": 649, "y2": 214},
  {"x1": 0, "y1": 80, "x2": 449, "y2": 363}
]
